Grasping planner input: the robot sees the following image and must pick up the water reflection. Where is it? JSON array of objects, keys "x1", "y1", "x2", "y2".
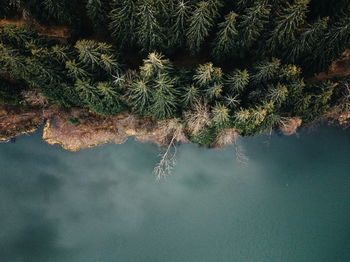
[{"x1": 0, "y1": 127, "x2": 349, "y2": 262}]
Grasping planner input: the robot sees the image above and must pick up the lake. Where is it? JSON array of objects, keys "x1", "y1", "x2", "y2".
[{"x1": 0, "y1": 126, "x2": 350, "y2": 262}]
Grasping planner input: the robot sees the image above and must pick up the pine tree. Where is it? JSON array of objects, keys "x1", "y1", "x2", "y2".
[
  {"x1": 0, "y1": 43, "x2": 28, "y2": 79},
  {"x1": 140, "y1": 52, "x2": 172, "y2": 79},
  {"x1": 238, "y1": 1, "x2": 271, "y2": 49},
  {"x1": 170, "y1": 0, "x2": 192, "y2": 46},
  {"x1": 314, "y1": 18, "x2": 350, "y2": 72},
  {"x1": 65, "y1": 60, "x2": 88, "y2": 80},
  {"x1": 75, "y1": 79, "x2": 97, "y2": 103},
  {"x1": 109, "y1": 0, "x2": 137, "y2": 47},
  {"x1": 206, "y1": 0, "x2": 223, "y2": 19},
  {"x1": 86, "y1": 0, "x2": 109, "y2": 29},
  {"x1": 0, "y1": 24, "x2": 37, "y2": 49},
  {"x1": 150, "y1": 74, "x2": 179, "y2": 119},
  {"x1": 93, "y1": 81, "x2": 125, "y2": 115},
  {"x1": 193, "y1": 62, "x2": 221, "y2": 87},
  {"x1": 50, "y1": 45, "x2": 72, "y2": 64},
  {"x1": 186, "y1": 1, "x2": 215, "y2": 54},
  {"x1": 135, "y1": 0, "x2": 165, "y2": 52},
  {"x1": 267, "y1": 83, "x2": 288, "y2": 104},
  {"x1": 212, "y1": 12, "x2": 238, "y2": 59},
  {"x1": 182, "y1": 85, "x2": 200, "y2": 107},
  {"x1": 235, "y1": 0, "x2": 254, "y2": 11},
  {"x1": 252, "y1": 58, "x2": 281, "y2": 83},
  {"x1": 224, "y1": 94, "x2": 240, "y2": 108},
  {"x1": 128, "y1": 79, "x2": 151, "y2": 114},
  {"x1": 41, "y1": 0, "x2": 74, "y2": 24},
  {"x1": 211, "y1": 103, "x2": 230, "y2": 129},
  {"x1": 206, "y1": 82, "x2": 223, "y2": 99},
  {"x1": 75, "y1": 40, "x2": 119, "y2": 74},
  {"x1": 225, "y1": 69, "x2": 249, "y2": 93},
  {"x1": 286, "y1": 17, "x2": 329, "y2": 63},
  {"x1": 267, "y1": 0, "x2": 309, "y2": 53}
]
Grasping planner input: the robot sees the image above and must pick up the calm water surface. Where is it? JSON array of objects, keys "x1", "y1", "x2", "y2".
[{"x1": 0, "y1": 127, "x2": 350, "y2": 262}]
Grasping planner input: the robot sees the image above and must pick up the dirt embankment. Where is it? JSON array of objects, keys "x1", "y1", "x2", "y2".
[
  {"x1": 312, "y1": 50, "x2": 350, "y2": 82},
  {"x1": 0, "y1": 105, "x2": 44, "y2": 142},
  {"x1": 0, "y1": 104, "x2": 190, "y2": 150},
  {"x1": 0, "y1": 18, "x2": 70, "y2": 42}
]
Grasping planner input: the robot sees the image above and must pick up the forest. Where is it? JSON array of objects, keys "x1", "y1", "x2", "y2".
[{"x1": 0, "y1": 0, "x2": 350, "y2": 146}]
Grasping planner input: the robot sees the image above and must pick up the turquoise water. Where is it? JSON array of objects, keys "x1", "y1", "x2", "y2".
[{"x1": 0, "y1": 127, "x2": 350, "y2": 262}]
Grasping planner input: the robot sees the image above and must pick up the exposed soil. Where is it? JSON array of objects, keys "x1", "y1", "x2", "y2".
[
  {"x1": 311, "y1": 50, "x2": 350, "y2": 82},
  {"x1": 0, "y1": 18, "x2": 70, "y2": 42},
  {"x1": 0, "y1": 105, "x2": 44, "y2": 142}
]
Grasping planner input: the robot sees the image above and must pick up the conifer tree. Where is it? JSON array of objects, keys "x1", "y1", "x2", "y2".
[
  {"x1": 75, "y1": 40, "x2": 119, "y2": 74},
  {"x1": 212, "y1": 12, "x2": 238, "y2": 59},
  {"x1": 238, "y1": 1, "x2": 271, "y2": 49},
  {"x1": 109, "y1": 0, "x2": 137, "y2": 47},
  {"x1": 212, "y1": 103, "x2": 230, "y2": 129},
  {"x1": 186, "y1": 1, "x2": 215, "y2": 54},
  {"x1": 206, "y1": 0, "x2": 223, "y2": 19},
  {"x1": 267, "y1": 83, "x2": 288, "y2": 105},
  {"x1": 235, "y1": 0, "x2": 254, "y2": 11},
  {"x1": 0, "y1": 24, "x2": 37, "y2": 49},
  {"x1": 286, "y1": 17, "x2": 329, "y2": 63},
  {"x1": 128, "y1": 79, "x2": 151, "y2": 114},
  {"x1": 86, "y1": 0, "x2": 109, "y2": 29},
  {"x1": 50, "y1": 45, "x2": 72, "y2": 64},
  {"x1": 225, "y1": 69, "x2": 249, "y2": 93},
  {"x1": 135, "y1": 0, "x2": 165, "y2": 52},
  {"x1": 267, "y1": 0, "x2": 309, "y2": 53},
  {"x1": 65, "y1": 60, "x2": 88, "y2": 80},
  {"x1": 170, "y1": 0, "x2": 192, "y2": 46},
  {"x1": 224, "y1": 94, "x2": 240, "y2": 108},
  {"x1": 75, "y1": 79, "x2": 96, "y2": 103},
  {"x1": 150, "y1": 74, "x2": 179, "y2": 119},
  {"x1": 182, "y1": 85, "x2": 200, "y2": 107},
  {"x1": 41, "y1": 0, "x2": 77, "y2": 24},
  {"x1": 315, "y1": 18, "x2": 350, "y2": 72},
  {"x1": 194, "y1": 63, "x2": 217, "y2": 87},
  {"x1": 0, "y1": 43, "x2": 28, "y2": 79},
  {"x1": 140, "y1": 52, "x2": 172, "y2": 79},
  {"x1": 252, "y1": 58, "x2": 281, "y2": 83},
  {"x1": 93, "y1": 81, "x2": 125, "y2": 115}
]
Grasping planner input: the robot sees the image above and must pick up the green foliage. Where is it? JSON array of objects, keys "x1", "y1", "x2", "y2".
[
  {"x1": 212, "y1": 12, "x2": 238, "y2": 59},
  {"x1": 285, "y1": 17, "x2": 329, "y2": 64},
  {"x1": 0, "y1": 25, "x2": 37, "y2": 49},
  {"x1": 193, "y1": 63, "x2": 222, "y2": 87},
  {"x1": 182, "y1": 85, "x2": 200, "y2": 107},
  {"x1": 68, "y1": 116, "x2": 81, "y2": 126},
  {"x1": 238, "y1": 1, "x2": 271, "y2": 49},
  {"x1": 170, "y1": 0, "x2": 193, "y2": 46},
  {"x1": 211, "y1": 103, "x2": 230, "y2": 129},
  {"x1": 267, "y1": 0, "x2": 309, "y2": 52},
  {"x1": 186, "y1": 1, "x2": 215, "y2": 54},
  {"x1": 109, "y1": 0, "x2": 137, "y2": 47},
  {"x1": 0, "y1": 0, "x2": 349, "y2": 145},
  {"x1": 189, "y1": 126, "x2": 217, "y2": 146},
  {"x1": 225, "y1": 69, "x2": 249, "y2": 93},
  {"x1": 128, "y1": 79, "x2": 151, "y2": 114},
  {"x1": 135, "y1": 0, "x2": 165, "y2": 52},
  {"x1": 86, "y1": 0, "x2": 109, "y2": 29},
  {"x1": 149, "y1": 74, "x2": 179, "y2": 119},
  {"x1": 75, "y1": 80, "x2": 126, "y2": 115},
  {"x1": 252, "y1": 58, "x2": 281, "y2": 83},
  {"x1": 75, "y1": 40, "x2": 119, "y2": 74}
]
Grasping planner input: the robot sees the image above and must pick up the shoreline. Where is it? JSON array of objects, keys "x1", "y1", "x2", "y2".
[{"x1": 0, "y1": 104, "x2": 348, "y2": 152}]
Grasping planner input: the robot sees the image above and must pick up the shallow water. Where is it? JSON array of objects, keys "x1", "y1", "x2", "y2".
[{"x1": 0, "y1": 127, "x2": 350, "y2": 262}]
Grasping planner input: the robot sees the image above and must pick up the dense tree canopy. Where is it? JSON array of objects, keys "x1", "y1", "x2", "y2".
[{"x1": 0, "y1": 0, "x2": 349, "y2": 145}]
